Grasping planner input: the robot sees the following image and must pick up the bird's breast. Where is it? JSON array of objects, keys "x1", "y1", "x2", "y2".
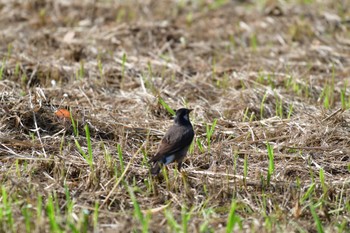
[{"x1": 162, "y1": 154, "x2": 175, "y2": 165}]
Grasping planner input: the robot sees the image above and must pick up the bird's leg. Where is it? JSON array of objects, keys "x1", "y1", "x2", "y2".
[
  {"x1": 150, "y1": 161, "x2": 162, "y2": 175},
  {"x1": 177, "y1": 161, "x2": 183, "y2": 171},
  {"x1": 177, "y1": 156, "x2": 187, "y2": 176}
]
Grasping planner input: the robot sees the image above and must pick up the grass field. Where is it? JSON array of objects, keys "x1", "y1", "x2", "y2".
[{"x1": 1, "y1": 0, "x2": 350, "y2": 232}]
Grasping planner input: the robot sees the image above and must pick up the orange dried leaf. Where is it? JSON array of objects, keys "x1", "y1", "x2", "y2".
[{"x1": 55, "y1": 109, "x2": 71, "y2": 119}]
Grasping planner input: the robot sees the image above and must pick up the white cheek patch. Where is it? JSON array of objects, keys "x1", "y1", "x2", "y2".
[
  {"x1": 163, "y1": 155, "x2": 175, "y2": 165},
  {"x1": 183, "y1": 114, "x2": 189, "y2": 121}
]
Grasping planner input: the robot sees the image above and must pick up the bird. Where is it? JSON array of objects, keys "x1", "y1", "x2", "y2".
[{"x1": 149, "y1": 108, "x2": 195, "y2": 175}]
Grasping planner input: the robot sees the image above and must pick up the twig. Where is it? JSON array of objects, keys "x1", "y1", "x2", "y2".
[
  {"x1": 29, "y1": 91, "x2": 48, "y2": 158},
  {"x1": 322, "y1": 108, "x2": 343, "y2": 122}
]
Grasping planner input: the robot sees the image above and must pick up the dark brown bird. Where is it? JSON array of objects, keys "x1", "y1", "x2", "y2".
[{"x1": 149, "y1": 108, "x2": 194, "y2": 175}]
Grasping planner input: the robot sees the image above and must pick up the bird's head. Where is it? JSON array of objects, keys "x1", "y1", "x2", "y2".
[{"x1": 174, "y1": 108, "x2": 193, "y2": 125}]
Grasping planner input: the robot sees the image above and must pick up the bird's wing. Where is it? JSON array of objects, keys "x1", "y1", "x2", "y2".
[{"x1": 149, "y1": 125, "x2": 194, "y2": 163}]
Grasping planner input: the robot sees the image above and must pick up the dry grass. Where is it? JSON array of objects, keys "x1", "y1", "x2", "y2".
[{"x1": 1, "y1": 0, "x2": 350, "y2": 232}]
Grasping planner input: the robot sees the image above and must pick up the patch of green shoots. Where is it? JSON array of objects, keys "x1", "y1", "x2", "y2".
[
  {"x1": 102, "y1": 143, "x2": 113, "y2": 171},
  {"x1": 216, "y1": 73, "x2": 230, "y2": 90},
  {"x1": 180, "y1": 171, "x2": 190, "y2": 194},
  {"x1": 340, "y1": 81, "x2": 349, "y2": 109},
  {"x1": 320, "y1": 65, "x2": 335, "y2": 109},
  {"x1": 319, "y1": 168, "x2": 327, "y2": 196},
  {"x1": 85, "y1": 124, "x2": 93, "y2": 168},
  {"x1": 144, "y1": 61, "x2": 156, "y2": 93},
  {"x1": 303, "y1": 81, "x2": 310, "y2": 98},
  {"x1": 162, "y1": 166, "x2": 170, "y2": 190},
  {"x1": 116, "y1": 8, "x2": 126, "y2": 23},
  {"x1": 340, "y1": 88, "x2": 346, "y2": 109},
  {"x1": 97, "y1": 58, "x2": 104, "y2": 80},
  {"x1": 206, "y1": 118, "x2": 217, "y2": 151},
  {"x1": 7, "y1": 43, "x2": 12, "y2": 58},
  {"x1": 229, "y1": 34, "x2": 236, "y2": 49},
  {"x1": 301, "y1": 0, "x2": 314, "y2": 4},
  {"x1": 199, "y1": 208, "x2": 214, "y2": 232},
  {"x1": 266, "y1": 142, "x2": 274, "y2": 186},
  {"x1": 181, "y1": 205, "x2": 192, "y2": 233},
  {"x1": 240, "y1": 80, "x2": 246, "y2": 90},
  {"x1": 117, "y1": 144, "x2": 125, "y2": 174},
  {"x1": 196, "y1": 138, "x2": 204, "y2": 153},
  {"x1": 250, "y1": 34, "x2": 258, "y2": 52},
  {"x1": 68, "y1": 219, "x2": 79, "y2": 233},
  {"x1": 158, "y1": 97, "x2": 176, "y2": 116},
  {"x1": 321, "y1": 85, "x2": 331, "y2": 109},
  {"x1": 36, "y1": 195, "x2": 43, "y2": 228},
  {"x1": 143, "y1": 173, "x2": 153, "y2": 194},
  {"x1": 285, "y1": 75, "x2": 304, "y2": 97},
  {"x1": 165, "y1": 209, "x2": 181, "y2": 232},
  {"x1": 226, "y1": 199, "x2": 242, "y2": 232},
  {"x1": 141, "y1": 147, "x2": 149, "y2": 169},
  {"x1": 209, "y1": 0, "x2": 228, "y2": 10},
  {"x1": 186, "y1": 12, "x2": 193, "y2": 27},
  {"x1": 0, "y1": 58, "x2": 6, "y2": 80},
  {"x1": 1, "y1": 186, "x2": 14, "y2": 231},
  {"x1": 275, "y1": 96, "x2": 283, "y2": 118},
  {"x1": 287, "y1": 104, "x2": 294, "y2": 119},
  {"x1": 93, "y1": 201, "x2": 99, "y2": 232},
  {"x1": 21, "y1": 73, "x2": 28, "y2": 87},
  {"x1": 128, "y1": 186, "x2": 150, "y2": 233},
  {"x1": 300, "y1": 183, "x2": 315, "y2": 204},
  {"x1": 259, "y1": 193, "x2": 273, "y2": 231},
  {"x1": 14, "y1": 62, "x2": 20, "y2": 77},
  {"x1": 39, "y1": 8, "x2": 46, "y2": 25},
  {"x1": 233, "y1": 150, "x2": 238, "y2": 176},
  {"x1": 70, "y1": 111, "x2": 78, "y2": 137},
  {"x1": 337, "y1": 219, "x2": 348, "y2": 233},
  {"x1": 336, "y1": 181, "x2": 346, "y2": 218},
  {"x1": 296, "y1": 177, "x2": 301, "y2": 190},
  {"x1": 310, "y1": 203, "x2": 324, "y2": 233},
  {"x1": 46, "y1": 194, "x2": 61, "y2": 233},
  {"x1": 257, "y1": 71, "x2": 264, "y2": 84},
  {"x1": 29, "y1": 132, "x2": 35, "y2": 141},
  {"x1": 21, "y1": 204, "x2": 32, "y2": 233},
  {"x1": 74, "y1": 124, "x2": 94, "y2": 170},
  {"x1": 176, "y1": 0, "x2": 186, "y2": 10},
  {"x1": 242, "y1": 107, "x2": 249, "y2": 122},
  {"x1": 76, "y1": 60, "x2": 85, "y2": 80}
]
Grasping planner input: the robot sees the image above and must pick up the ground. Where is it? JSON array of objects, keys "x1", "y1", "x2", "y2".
[{"x1": 0, "y1": 0, "x2": 350, "y2": 232}]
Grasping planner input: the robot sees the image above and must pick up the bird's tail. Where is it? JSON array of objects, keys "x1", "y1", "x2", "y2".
[{"x1": 150, "y1": 162, "x2": 162, "y2": 175}]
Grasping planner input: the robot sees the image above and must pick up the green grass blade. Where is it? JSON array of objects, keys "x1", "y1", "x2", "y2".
[
  {"x1": 301, "y1": 183, "x2": 315, "y2": 204},
  {"x1": 310, "y1": 204, "x2": 324, "y2": 233},
  {"x1": 165, "y1": 209, "x2": 181, "y2": 232},
  {"x1": 266, "y1": 142, "x2": 274, "y2": 185},
  {"x1": 158, "y1": 97, "x2": 175, "y2": 116},
  {"x1": 226, "y1": 199, "x2": 242, "y2": 233},
  {"x1": 84, "y1": 124, "x2": 93, "y2": 168}
]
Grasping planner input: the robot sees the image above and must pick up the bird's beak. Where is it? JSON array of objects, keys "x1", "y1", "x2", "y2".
[{"x1": 189, "y1": 109, "x2": 193, "y2": 113}]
